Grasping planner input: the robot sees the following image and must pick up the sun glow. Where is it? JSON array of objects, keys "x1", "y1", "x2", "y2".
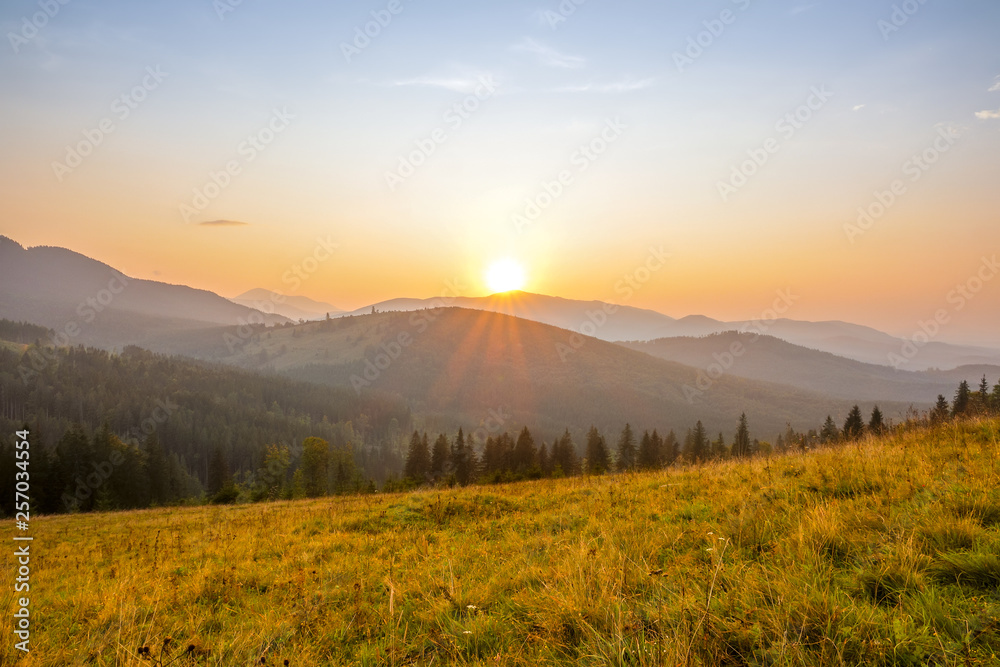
[{"x1": 485, "y1": 258, "x2": 526, "y2": 293}]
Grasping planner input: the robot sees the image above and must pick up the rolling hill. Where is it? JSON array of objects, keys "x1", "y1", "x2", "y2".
[
  {"x1": 198, "y1": 307, "x2": 919, "y2": 440},
  {"x1": 344, "y1": 290, "x2": 1000, "y2": 371},
  {"x1": 619, "y1": 332, "x2": 1000, "y2": 403}
]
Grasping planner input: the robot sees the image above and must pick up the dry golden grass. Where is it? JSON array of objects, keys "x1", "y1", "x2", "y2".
[{"x1": 3, "y1": 419, "x2": 999, "y2": 665}]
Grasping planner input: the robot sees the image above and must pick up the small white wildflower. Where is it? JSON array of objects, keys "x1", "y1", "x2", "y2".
[
  {"x1": 706, "y1": 548, "x2": 714, "y2": 552},
  {"x1": 467, "y1": 605, "x2": 477, "y2": 610},
  {"x1": 463, "y1": 631, "x2": 472, "y2": 635}
]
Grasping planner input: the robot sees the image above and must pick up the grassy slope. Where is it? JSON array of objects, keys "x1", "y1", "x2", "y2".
[{"x1": 3, "y1": 420, "x2": 999, "y2": 666}]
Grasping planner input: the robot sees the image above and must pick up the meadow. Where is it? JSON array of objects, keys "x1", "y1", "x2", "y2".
[{"x1": 3, "y1": 418, "x2": 998, "y2": 666}]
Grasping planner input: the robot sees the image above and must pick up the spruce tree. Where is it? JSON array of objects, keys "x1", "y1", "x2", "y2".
[
  {"x1": 616, "y1": 423, "x2": 637, "y2": 471},
  {"x1": 430, "y1": 433, "x2": 450, "y2": 479},
  {"x1": 843, "y1": 406, "x2": 865, "y2": 441},
  {"x1": 931, "y1": 395, "x2": 951, "y2": 423},
  {"x1": 451, "y1": 428, "x2": 475, "y2": 486},
  {"x1": 978, "y1": 375, "x2": 990, "y2": 412},
  {"x1": 733, "y1": 413, "x2": 751, "y2": 458},
  {"x1": 820, "y1": 416, "x2": 839, "y2": 444},
  {"x1": 403, "y1": 431, "x2": 430, "y2": 482},
  {"x1": 953, "y1": 380, "x2": 971, "y2": 417},
  {"x1": 552, "y1": 429, "x2": 578, "y2": 476},
  {"x1": 513, "y1": 427, "x2": 538, "y2": 477},
  {"x1": 868, "y1": 406, "x2": 885, "y2": 436},
  {"x1": 686, "y1": 421, "x2": 708, "y2": 462},
  {"x1": 585, "y1": 426, "x2": 610, "y2": 474},
  {"x1": 637, "y1": 430, "x2": 658, "y2": 470},
  {"x1": 660, "y1": 430, "x2": 677, "y2": 466}
]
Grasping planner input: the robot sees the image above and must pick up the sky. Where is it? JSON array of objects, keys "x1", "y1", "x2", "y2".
[{"x1": 1, "y1": 0, "x2": 998, "y2": 344}]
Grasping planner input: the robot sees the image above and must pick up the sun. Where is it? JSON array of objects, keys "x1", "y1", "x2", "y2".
[{"x1": 485, "y1": 258, "x2": 526, "y2": 293}]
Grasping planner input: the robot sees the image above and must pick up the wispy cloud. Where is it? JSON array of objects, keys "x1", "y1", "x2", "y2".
[
  {"x1": 791, "y1": 3, "x2": 822, "y2": 15},
  {"x1": 975, "y1": 108, "x2": 1000, "y2": 120},
  {"x1": 555, "y1": 78, "x2": 655, "y2": 94},
  {"x1": 511, "y1": 37, "x2": 585, "y2": 69},
  {"x1": 989, "y1": 76, "x2": 1000, "y2": 92},
  {"x1": 199, "y1": 219, "x2": 249, "y2": 227},
  {"x1": 389, "y1": 69, "x2": 498, "y2": 94},
  {"x1": 852, "y1": 104, "x2": 866, "y2": 111}
]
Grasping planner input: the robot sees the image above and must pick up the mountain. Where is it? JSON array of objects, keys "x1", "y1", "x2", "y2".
[
  {"x1": 344, "y1": 291, "x2": 1000, "y2": 371},
  {"x1": 192, "y1": 306, "x2": 918, "y2": 440},
  {"x1": 230, "y1": 288, "x2": 342, "y2": 322},
  {"x1": 618, "y1": 332, "x2": 1000, "y2": 403},
  {"x1": 0, "y1": 236, "x2": 289, "y2": 346},
  {"x1": 345, "y1": 291, "x2": 682, "y2": 341}
]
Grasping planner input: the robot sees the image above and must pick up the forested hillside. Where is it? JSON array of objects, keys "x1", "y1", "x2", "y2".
[{"x1": 0, "y1": 330, "x2": 412, "y2": 511}]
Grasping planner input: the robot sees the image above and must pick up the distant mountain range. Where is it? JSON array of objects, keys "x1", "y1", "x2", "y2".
[
  {"x1": 1, "y1": 235, "x2": 996, "y2": 441},
  {"x1": 619, "y1": 332, "x2": 1000, "y2": 404},
  {"x1": 0, "y1": 236, "x2": 289, "y2": 347},
  {"x1": 345, "y1": 291, "x2": 1000, "y2": 371},
  {"x1": 230, "y1": 288, "x2": 342, "y2": 322}
]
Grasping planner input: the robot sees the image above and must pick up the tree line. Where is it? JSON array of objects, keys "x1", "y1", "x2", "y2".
[{"x1": 399, "y1": 374, "x2": 1000, "y2": 488}]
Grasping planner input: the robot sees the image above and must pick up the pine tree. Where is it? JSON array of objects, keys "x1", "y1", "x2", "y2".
[
  {"x1": 710, "y1": 433, "x2": 727, "y2": 460},
  {"x1": 931, "y1": 395, "x2": 951, "y2": 423},
  {"x1": 660, "y1": 430, "x2": 678, "y2": 466},
  {"x1": 820, "y1": 415, "x2": 840, "y2": 444},
  {"x1": 585, "y1": 426, "x2": 610, "y2": 474},
  {"x1": 732, "y1": 413, "x2": 751, "y2": 458},
  {"x1": 451, "y1": 428, "x2": 475, "y2": 486},
  {"x1": 538, "y1": 442, "x2": 551, "y2": 477},
  {"x1": 843, "y1": 406, "x2": 865, "y2": 441},
  {"x1": 513, "y1": 427, "x2": 538, "y2": 477},
  {"x1": 403, "y1": 431, "x2": 430, "y2": 482},
  {"x1": 953, "y1": 380, "x2": 971, "y2": 417},
  {"x1": 868, "y1": 406, "x2": 885, "y2": 436},
  {"x1": 977, "y1": 375, "x2": 991, "y2": 412},
  {"x1": 552, "y1": 430, "x2": 578, "y2": 476},
  {"x1": 637, "y1": 430, "x2": 658, "y2": 470},
  {"x1": 686, "y1": 421, "x2": 708, "y2": 462},
  {"x1": 430, "y1": 433, "x2": 450, "y2": 479},
  {"x1": 616, "y1": 423, "x2": 637, "y2": 471}
]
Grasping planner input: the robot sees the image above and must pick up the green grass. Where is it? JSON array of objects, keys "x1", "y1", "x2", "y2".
[{"x1": 3, "y1": 419, "x2": 1000, "y2": 665}]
